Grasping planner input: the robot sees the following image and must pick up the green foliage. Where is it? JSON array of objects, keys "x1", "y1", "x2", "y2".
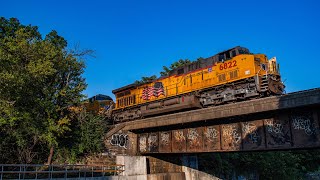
[
  {"x1": 160, "y1": 59, "x2": 191, "y2": 76},
  {"x1": 136, "y1": 56, "x2": 204, "y2": 81},
  {"x1": 0, "y1": 17, "x2": 102, "y2": 164},
  {"x1": 54, "y1": 110, "x2": 106, "y2": 163},
  {"x1": 159, "y1": 57, "x2": 206, "y2": 76},
  {"x1": 134, "y1": 75, "x2": 157, "y2": 85},
  {"x1": 160, "y1": 66, "x2": 171, "y2": 76},
  {"x1": 199, "y1": 150, "x2": 320, "y2": 179}
]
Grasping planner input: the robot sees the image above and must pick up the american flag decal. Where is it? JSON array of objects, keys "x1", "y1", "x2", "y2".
[{"x1": 141, "y1": 82, "x2": 165, "y2": 100}]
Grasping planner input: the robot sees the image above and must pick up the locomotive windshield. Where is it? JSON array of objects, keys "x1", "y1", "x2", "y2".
[{"x1": 88, "y1": 94, "x2": 113, "y2": 103}]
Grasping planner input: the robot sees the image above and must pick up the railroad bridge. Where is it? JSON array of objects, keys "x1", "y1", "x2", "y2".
[
  {"x1": 107, "y1": 88, "x2": 320, "y2": 154},
  {"x1": 105, "y1": 88, "x2": 320, "y2": 179}
]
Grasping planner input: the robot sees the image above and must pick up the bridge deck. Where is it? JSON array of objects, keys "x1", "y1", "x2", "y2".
[{"x1": 122, "y1": 88, "x2": 320, "y2": 131}]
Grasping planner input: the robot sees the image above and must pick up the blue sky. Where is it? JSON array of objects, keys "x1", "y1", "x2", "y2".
[{"x1": 2, "y1": 0, "x2": 319, "y2": 99}]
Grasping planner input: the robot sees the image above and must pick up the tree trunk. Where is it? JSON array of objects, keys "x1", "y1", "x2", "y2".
[{"x1": 46, "y1": 146, "x2": 54, "y2": 165}]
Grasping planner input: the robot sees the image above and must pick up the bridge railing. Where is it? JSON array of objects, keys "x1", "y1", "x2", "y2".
[{"x1": 0, "y1": 164, "x2": 125, "y2": 179}]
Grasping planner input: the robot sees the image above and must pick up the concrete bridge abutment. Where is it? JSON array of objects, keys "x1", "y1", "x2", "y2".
[{"x1": 115, "y1": 155, "x2": 220, "y2": 180}]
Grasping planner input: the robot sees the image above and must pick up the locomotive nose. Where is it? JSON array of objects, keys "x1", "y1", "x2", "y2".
[{"x1": 269, "y1": 80, "x2": 285, "y2": 95}]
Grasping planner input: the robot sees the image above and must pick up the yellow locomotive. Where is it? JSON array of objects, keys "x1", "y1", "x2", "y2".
[
  {"x1": 84, "y1": 94, "x2": 114, "y2": 114},
  {"x1": 112, "y1": 46, "x2": 285, "y2": 122}
]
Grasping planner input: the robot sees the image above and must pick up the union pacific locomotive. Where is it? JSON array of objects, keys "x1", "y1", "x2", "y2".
[
  {"x1": 97, "y1": 46, "x2": 285, "y2": 122},
  {"x1": 84, "y1": 94, "x2": 114, "y2": 114}
]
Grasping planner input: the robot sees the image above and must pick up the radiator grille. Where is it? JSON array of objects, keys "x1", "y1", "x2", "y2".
[
  {"x1": 229, "y1": 70, "x2": 238, "y2": 79},
  {"x1": 218, "y1": 74, "x2": 226, "y2": 82}
]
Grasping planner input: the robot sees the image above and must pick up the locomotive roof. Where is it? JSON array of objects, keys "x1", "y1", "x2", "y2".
[
  {"x1": 112, "y1": 83, "x2": 138, "y2": 94},
  {"x1": 88, "y1": 94, "x2": 113, "y2": 101},
  {"x1": 220, "y1": 46, "x2": 241, "y2": 54}
]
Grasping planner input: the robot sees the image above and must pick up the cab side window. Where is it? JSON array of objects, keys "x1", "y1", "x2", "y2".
[
  {"x1": 219, "y1": 54, "x2": 225, "y2": 62},
  {"x1": 225, "y1": 51, "x2": 231, "y2": 60},
  {"x1": 231, "y1": 50, "x2": 237, "y2": 57}
]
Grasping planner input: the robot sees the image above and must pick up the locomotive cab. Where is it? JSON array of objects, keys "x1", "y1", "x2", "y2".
[{"x1": 268, "y1": 57, "x2": 280, "y2": 75}]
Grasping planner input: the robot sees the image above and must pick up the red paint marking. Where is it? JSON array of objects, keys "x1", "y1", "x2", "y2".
[{"x1": 219, "y1": 60, "x2": 237, "y2": 70}]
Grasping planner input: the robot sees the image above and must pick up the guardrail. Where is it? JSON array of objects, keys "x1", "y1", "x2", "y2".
[{"x1": 0, "y1": 164, "x2": 124, "y2": 179}]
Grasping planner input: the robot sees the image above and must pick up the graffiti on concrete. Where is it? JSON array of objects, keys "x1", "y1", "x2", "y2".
[
  {"x1": 173, "y1": 130, "x2": 186, "y2": 151},
  {"x1": 187, "y1": 128, "x2": 199, "y2": 141},
  {"x1": 187, "y1": 128, "x2": 200, "y2": 148},
  {"x1": 139, "y1": 135, "x2": 147, "y2": 153},
  {"x1": 242, "y1": 122, "x2": 257, "y2": 134},
  {"x1": 204, "y1": 127, "x2": 219, "y2": 141},
  {"x1": 203, "y1": 126, "x2": 220, "y2": 150},
  {"x1": 160, "y1": 132, "x2": 170, "y2": 145},
  {"x1": 110, "y1": 134, "x2": 128, "y2": 149},
  {"x1": 242, "y1": 122, "x2": 261, "y2": 144},
  {"x1": 222, "y1": 124, "x2": 241, "y2": 144},
  {"x1": 174, "y1": 130, "x2": 186, "y2": 142},
  {"x1": 265, "y1": 119, "x2": 283, "y2": 134},
  {"x1": 148, "y1": 133, "x2": 158, "y2": 152},
  {"x1": 265, "y1": 119, "x2": 291, "y2": 146},
  {"x1": 291, "y1": 113, "x2": 317, "y2": 136}
]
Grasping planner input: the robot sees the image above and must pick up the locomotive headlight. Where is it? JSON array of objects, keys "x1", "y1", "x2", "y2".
[{"x1": 245, "y1": 70, "x2": 250, "y2": 75}]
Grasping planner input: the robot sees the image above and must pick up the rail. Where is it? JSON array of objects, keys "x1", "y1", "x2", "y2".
[{"x1": 0, "y1": 164, "x2": 124, "y2": 179}]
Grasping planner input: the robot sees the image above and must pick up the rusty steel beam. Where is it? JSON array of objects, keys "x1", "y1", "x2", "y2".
[{"x1": 123, "y1": 88, "x2": 320, "y2": 131}]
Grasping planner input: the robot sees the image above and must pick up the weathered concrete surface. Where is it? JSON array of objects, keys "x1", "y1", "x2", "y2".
[
  {"x1": 106, "y1": 131, "x2": 137, "y2": 156},
  {"x1": 106, "y1": 175, "x2": 147, "y2": 180},
  {"x1": 182, "y1": 167, "x2": 221, "y2": 180},
  {"x1": 147, "y1": 173, "x2": 185, "y2": 180},
  {"x1": 122, "y1": 88, "x2": 320, "y2": 130},
  {"x1": 107, "y1": 173, "x2": 186, "y2": 180},
  {"x1": 32, "y1": 173, "x2": 186, "y2": 180},
  {"x1": 112, "y1": 155, "x2": 219, "y2": 180},
  {"x1": 147, "y1": 156, "x2": 182, "y2": 174},
  {"x1": 116, "y1": 156, "x2": 147, "y2": 176},
  {"x1": 106, "y1": 123, "x2": 126, "y2": 139},
  {"x1": 145, "y1": 155, "x2": 221, "y2": 180}
]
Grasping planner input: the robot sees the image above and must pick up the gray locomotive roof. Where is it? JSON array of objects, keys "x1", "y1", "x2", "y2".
[{"x1": 88, "y1": 94, "x2": 113, "y2": 101}]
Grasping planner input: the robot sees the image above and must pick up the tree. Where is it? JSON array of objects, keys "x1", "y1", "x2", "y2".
[
  {"x1": 160, "y1": 58, "x2": 191, "y2": 76},
  {"x1": 134, "y1": 75, "x2": 157, "y2": 85},
  {"x1": 0, "y1": 17, "x2": 88, "y2": 164},
  {"x1": 55, "y1": 106, "x2": 107, "y2": 163},
  {"x1": 198, "y1": 150, "x2": 320, "y2": 179}
]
